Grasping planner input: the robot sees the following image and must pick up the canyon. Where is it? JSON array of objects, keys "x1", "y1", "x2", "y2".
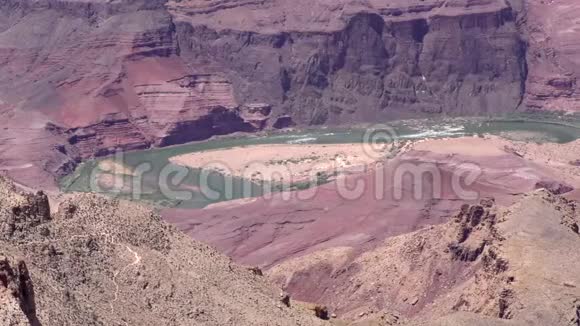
[
  {"x1": 0, "y1": 151, "x2": 578, "y2": 325},
  {"x1": 1, "y1": 1, "x2": 580, "y2": 325},
  {"x1": 0, "y1": 0, "x2": 579, "y2": 189}
]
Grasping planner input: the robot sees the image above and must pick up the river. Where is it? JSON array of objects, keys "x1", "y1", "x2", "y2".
[{"x1": 60, "y1": 115, "x2": 580, "y2": 208}]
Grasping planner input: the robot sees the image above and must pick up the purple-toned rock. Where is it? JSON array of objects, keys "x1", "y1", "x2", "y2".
[
  {"x1": 0, "y1": 0, "x2": 577, "y2": 189},
  {"x1": 535, "y1": 181, "x2": 574, "y2": 195}
]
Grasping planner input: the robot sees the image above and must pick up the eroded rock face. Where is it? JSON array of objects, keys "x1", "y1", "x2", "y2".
[
  {"x1": 173, "y1": 3, "x2": 526, "y2": 123},
  {"x1": 535, "y1": 180, "x2": 574, "y2": 195},
  {"x1": 521, "y1": 0, "x2": 580, "y2": 111},
  {"x1": 0, "y1": 0, "x2": 534, "y2": 188},
  {"x1": 1, "y1": 191, "x2": 51, "y2": 240},
  {"x1": 266, "y1": 190, "x2": 580, "y2": 325},
  {"x1": 0, "y1": 257, "x2": 39, "y2": 326},
  {"x1": 448, "y1": 202, "x2": 498, "y2": 262}
]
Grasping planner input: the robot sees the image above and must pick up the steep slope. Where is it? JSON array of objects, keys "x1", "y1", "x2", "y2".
[
  {"x1": 269, "y1": 190, "x2": 580, "y2": 325},
  {"x1": 0, "y1": 176, "x2": 327, "y2": 325},
  {"x1": 0, "y1": 256, "x2": 37, "y2": 326},
  {"x1": 170, "y1": 0, "x2": 526, "y2": 121},
  {"x1": 521, "y1": 0, "x2": 580, "y2": 111},
  {"x1": 0, "y1": 0, "x2": 529, "y2": 189}
]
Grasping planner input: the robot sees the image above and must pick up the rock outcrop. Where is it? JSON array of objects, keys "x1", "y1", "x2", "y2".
[
  {"x1": 0, "y1": 257, "x2": 40, "y2": 326},
  {"x1": 535, "y1": 180, "x2": 574, "y2": 195},
  {"x1": 0, "y1": 153, "x2": 576, "y2": 326},
  {"x1": 267, "y1": 190, "x2": 580, "y2": 325},
  {"x1": 0, "y1": 176, "x2": 328, "y2": 325},
  {"x1": 520, "y1": 0, "x2": 580, "y2": 111}
]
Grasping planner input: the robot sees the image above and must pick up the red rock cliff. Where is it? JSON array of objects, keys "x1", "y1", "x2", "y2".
[{"x1": 0, "y1": 0, "x2": 575, "y2": 188}]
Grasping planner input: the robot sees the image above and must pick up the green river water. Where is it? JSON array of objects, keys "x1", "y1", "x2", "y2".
[{"x1": 60, "y1": 114, "x2": 580, "y2": 209}]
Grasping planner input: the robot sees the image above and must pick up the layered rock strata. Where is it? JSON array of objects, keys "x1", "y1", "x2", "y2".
[{"x1": 0, "y1": 0, "x2": 540, "y2": 188}]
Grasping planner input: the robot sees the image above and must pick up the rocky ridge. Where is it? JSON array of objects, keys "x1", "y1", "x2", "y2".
[
  {"x1": 0, "y1": 176, "x2": 328, "y2": 325},
  {"x1": 268, "y1": 190, "x2": 580, "y2": 325}
]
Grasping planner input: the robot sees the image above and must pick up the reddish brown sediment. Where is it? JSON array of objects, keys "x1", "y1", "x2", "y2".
[
  {"x1": 161, "y1": 137, "x2": 580, "y2": 324},
  {"x1": 162, "y1": 137, "x2": 578, "y2": 267}
]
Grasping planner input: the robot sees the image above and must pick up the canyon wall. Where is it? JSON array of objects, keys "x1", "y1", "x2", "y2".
[
  {"x1": 0, "y1": 0, "x2": 576, "y2": 187},
  {"x1": 173, "y1": 0, "x2": 526, "y2": 124},
  {"x1": 520, "y1": 0, "x2": 580, "y2": 110}
]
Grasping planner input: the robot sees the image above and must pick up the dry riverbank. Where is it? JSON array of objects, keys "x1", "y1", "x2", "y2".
[{"x1": 169, "y1": 143, "x2": 392, "y2": 183}]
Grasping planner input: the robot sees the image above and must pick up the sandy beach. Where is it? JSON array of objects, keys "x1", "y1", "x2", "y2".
[
  {"x1": 169, "y1": 143, "x2": 391, "y2": 183},
  {"x1": 167, "y1": 136, "x2": 580, "y2": 187},
  {"x1": 411, "y1": 136, "x2": 508, "y2": 156}
]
